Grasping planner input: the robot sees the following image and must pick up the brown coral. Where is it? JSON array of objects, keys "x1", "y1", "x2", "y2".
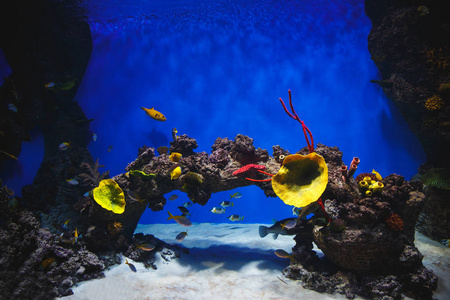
[{"x1": 386, "y1": 213, "x2": 404, "y2": 231}]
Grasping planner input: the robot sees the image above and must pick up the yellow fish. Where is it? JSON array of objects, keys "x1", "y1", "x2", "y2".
[
  {"x1": 372, "y1": 169, "x2": 383, "y2": 181},
  {"x1": 170, "y1": 166, "x2": 182, "y2": 180},
  {"x1": 141, "y1": 107, "x2": 166, "y2": 121},
  {"x1": 169, "y1": 152, "x2": 182, "y2": 162}
]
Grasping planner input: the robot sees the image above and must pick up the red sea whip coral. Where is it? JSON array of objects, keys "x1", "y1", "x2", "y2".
[{"x1": 232, "y1": 164, "x2": 266, "y2": 177}]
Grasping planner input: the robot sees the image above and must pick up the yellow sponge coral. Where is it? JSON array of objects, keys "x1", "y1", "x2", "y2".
[
  {"x1": 93, "y1": 179, "x2": 126, "y2": 214},
  {"x1": 272, "y1": 152, "x2": 328, "y2": 208},
  {"x1": 425, "y1": 95, "x2": 444, "y2": 111}
]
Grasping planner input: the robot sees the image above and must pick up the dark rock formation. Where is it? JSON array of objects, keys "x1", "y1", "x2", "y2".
[
  {"x1": 283, "y1": 144, "x2": 437, "y2": 299},
  {"x1": 0, "y1": 183, "x2": 114, "y2": 299},
  {"x1": 0, "y1": 0, "x2": 94, "y2": 226},
  {"x1": 365, "y1": 0, "x2": 450, "y2": 242}
]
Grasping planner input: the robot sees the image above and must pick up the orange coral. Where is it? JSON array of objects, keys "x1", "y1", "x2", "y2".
[
  {"x1": 425, "y1": 95, "x2": 444, "y2": 111},
  {"x1": 386, "y1": 213, "x2": 404, "y2": 231}
]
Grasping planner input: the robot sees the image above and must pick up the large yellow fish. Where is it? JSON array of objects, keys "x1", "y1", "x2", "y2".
[{"x1": 141, "y1": 107, "x2": 166, "y2": 121}]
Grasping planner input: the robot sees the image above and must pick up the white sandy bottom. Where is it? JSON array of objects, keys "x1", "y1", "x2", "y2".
[{"x1": 59, "y1": 224, "x2": 450, "y2": 300}]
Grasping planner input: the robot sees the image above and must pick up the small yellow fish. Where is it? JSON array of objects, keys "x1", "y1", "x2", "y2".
[
  {"x1": 274, "y1": 249, "x2": 294, "y2": 261},
  {"x1": 73, "y1": 228, "x2": 78, "y2": 244},
  {"x1": 63, "y1": 219, "x2": 70, "y2": 229},
  {"x1": 41, "y1": 257, "x2": 55, "y2": 270},
  {"x1": 170, "y1": 166, "x2": 182, "y2": 180},
  {"x1": 141, "y1": 107, "x2": 166, "y2": 121},
  {"x1": 169, "y1": 152, "x2": 182, "y2": 162},
  {"x1": 372, "y1": 169, "x2": 382, "y2": 181}
]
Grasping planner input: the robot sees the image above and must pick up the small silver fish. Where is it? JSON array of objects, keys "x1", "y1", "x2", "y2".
[
  {"x1": 219, "y1": 201, "x2": 234, "y2": 208},
  {"x1": 227, "y1": 215, "x2": 244, "y2": 222},
  {"x1": 167, "y1": 211, "x2": 192, "y2": 227},
  {"x1": 125, "y1": 259, "x2": 137, "y2": 272},
  {"x1": 66, "y1": 179, "x2": 79, "y2": 185},
  {"x1": 58, "y1": 142, "x2": 71, "y2": 151},
  {"x1": 175, "y1": 231, "x2": 188, "y2": 242},
  {"x1": 230, "y1": 192, "x2": 242, "y2": 199},
  {"x1": 210, "y1": 207, "x2": 226, "y2": 214}
]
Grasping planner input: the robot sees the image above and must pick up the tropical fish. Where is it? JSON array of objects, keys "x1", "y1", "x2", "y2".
[
  {"x1": 125, "y1": 259, "x2": 137, "y2": 272},
  {"x1": 177, "y1": 206, "x2": 190, "y2": 214},
  {"x1": 176, "y1": 230, "x2": 188, "y2": 242},
  {"x1": 83, "y1": 191, "x2": 90, "y2": 197},
  {"x1": 126, "y1": 190, "x2": 144, "y2": 203},
  {"x1": 210, "y1": 207, "x2": 226, "y2": 214},
  {"x1": 92, "y1": 133, "x2": 97, "y2": 141},
  {"x1": 372, "y1": 169, "x2": 383, "y2": 181},
  {"x1": 292, "y1": 207, "x2": 301, "y2": 216},
  {"x1": 66, "y1": 178, "x2": 79, "y2": 185},
  {"x1": 219, "y1": 201, "x2": 234, "y2": 208},
  {"x1": 44, "y1": 82, "x2": 55, "y2": 88},
  {"x1": 169, "y1": 152, "x2": 182, "y2": 162},
  {"x1": 172, "y1": 128, "x2": 178, "y2": 141},
  {"x1": 441, "y1": 239, "x2": 450, "y2": 248},
  {"x1": 3, "y1": 185, "x2": 15, "y2": 197},
  {"x1": 228, "y1": 215, "x2": 244, "y2": 222},
  {"x1": 107, "y1": 145, "x2": 113, "y2": 152},
  {"x1": 168, "y1": 195, "x2": 178, "y2": 201},
  {"x1": 0, "y1": 149, "x2": 18, "y2": 160},
  {"x1": 259, "y1": 217, "x2": 297, "y2": 240},
  {"x1": 62, "y1": 219, "x2": 70, "y2": 229},
  {"x1": 141, "y1": 107, "x2": 166, "y2": 121},
  {"x1": 274, "y1": 249, "x2": 294, "y2": 261},
  {"x1": 230, "y1": 192, "x2": 242, "y2": 199},
  {"x1": 182, "y1": 201, "x2": 193, "y2": 208},
  {"x1": 280, "y1": 219, "x2": 297, "y2": 230},
  {"x1": 58, "y1": 142, "x2": 71, "y2": 151},
  {"x1": 73, "y1": 228, "x2": 79, "y2": 244},
  {"x1": 136, "y1": 243, "x2": 155, "y2": 251},
  {"x1": 41, "y1": 257, "x2": 55, "y2": 270},
  {"x1": 167, "y1": 211, "x2": 192, "y2": 227},
  {"x1": 170, "y1": 166, "x2": 182, "y2": 180},
  {"x1": 8, "y1": 103, "x2": 18, "y2": 112}
]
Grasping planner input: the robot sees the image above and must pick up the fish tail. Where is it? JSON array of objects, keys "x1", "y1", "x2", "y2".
[
  {"x1": 259, "y1": 226, "x2": 269, "y2": 238},
  {"x1": 231, "y1": 203, "x2": 234, "y2": 207},
  {"x1": 167, "y1": 211, "x2": 174, "y2": 220}
]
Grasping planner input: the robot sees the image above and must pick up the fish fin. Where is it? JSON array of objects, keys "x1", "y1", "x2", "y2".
[
  {"x1": 259, "y1": 226, "x2": 268, "y2": 238},
  {"x1": 272, "y1": 233, "x2": 279, "y2": 240},
  {"x1": 167, "y1": 211, "x2": 174, "y2": 220}
]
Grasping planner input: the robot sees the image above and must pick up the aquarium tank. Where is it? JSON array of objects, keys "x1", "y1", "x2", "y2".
[
  {"x1": 0, "y1": 0, "x2": 425, "y2": 224},
  {"x1": 1, "y1": 0, "x2": 448, "y2": 299}
]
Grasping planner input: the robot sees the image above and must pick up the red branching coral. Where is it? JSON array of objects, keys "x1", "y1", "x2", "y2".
[
  {"x1": 232, "y1": 164, "x2": 266, "y2": 176},
  {"x1": 386, "y1": 213, "x2": 404, "y2": 231}
]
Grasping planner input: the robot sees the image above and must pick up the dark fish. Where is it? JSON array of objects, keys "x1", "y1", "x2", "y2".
[
  {"x1": 178, "y1": 206, "x2": 190, "y2": 214},
  {"x1": 259, "y1": 217, "x2": 297, "y2": 240}
]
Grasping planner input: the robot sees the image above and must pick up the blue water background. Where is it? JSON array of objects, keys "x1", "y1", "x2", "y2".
[{"x1": 0, "y1": 0, "x2": 426, "y2": 224}]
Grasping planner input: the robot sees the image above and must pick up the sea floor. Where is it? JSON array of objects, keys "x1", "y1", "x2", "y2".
[{"x1": 59, "y1": 223, "x2": 450, "y2": 300}]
